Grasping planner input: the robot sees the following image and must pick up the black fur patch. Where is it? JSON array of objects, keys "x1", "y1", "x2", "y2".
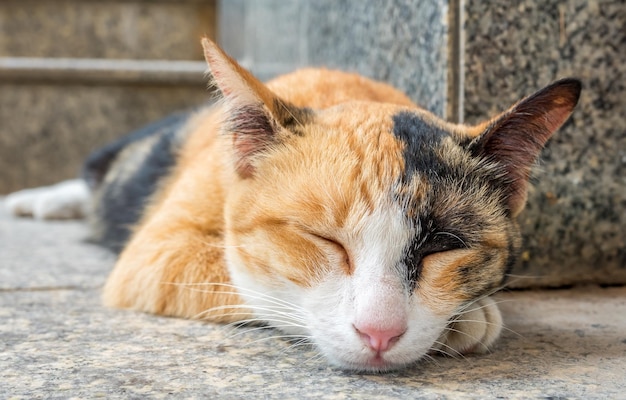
[
  {"x1": 226, "y1": 100, "x2": 313, "y2": 177},
  {"x1": 82, "y1": 112, "x2": 189, "y2": 190},
  {"x1": 85, "y1": 112, "x2": 190, "y2": 252},
  {"x1": 502, "y1": 233, "x2": 520, "y2": 285},
  {"x1": 391, "y1": 111, "x2": 508, "y2": 291},
  {"x1": 273, "y1": 99, "x2": 313, "y2": 133},
  {"x1": 403, "y1": 218, "x2": 469, "y2": 290},
  {"x1": 392, "y1": 111, "x2": 510, "y2": 201},
  {"x1": 392, "y1": 112, "x2": 464, "y2": 288},
  {"x1": 392, "y1": 112, "x2": 453, "y2": 182},
  {"x1": 226, "y1": 100, "x2": 312, "y2": 139}
]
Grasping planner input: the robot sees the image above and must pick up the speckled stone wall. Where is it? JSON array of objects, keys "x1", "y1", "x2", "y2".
[
  {"x1": 218, "y1": 0, "x2": 451, "y2": 118},
  {"x1": 464, "y1": 1, "x2": 626, "y2": 286},
  {"x1": 306, "y1": 0, "x2": 450, "y2": 118}
]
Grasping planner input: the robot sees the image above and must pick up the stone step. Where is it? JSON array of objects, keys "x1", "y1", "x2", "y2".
[
  {"x1": 0, "y1": 57, "x2": 211, "y2": 193},
  {"x1": 0, "y1": 0, "x2": 216, "y2": 60},
  {"x1": 0, "y1": 57, "x2": 206, "y2": 85}
]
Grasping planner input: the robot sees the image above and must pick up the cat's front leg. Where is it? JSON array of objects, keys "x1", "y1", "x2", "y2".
[
  {"x1": 434, "y1": 296, "x2": 503, "y2": 356},
  {"x1": 102, "y1": 224, "x2": 248, "y2": 323}
]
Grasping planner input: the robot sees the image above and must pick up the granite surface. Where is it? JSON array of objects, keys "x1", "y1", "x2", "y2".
[
  {"x1": 0, "y1": 0, "x2": 215, "y2": 60},
  {"x1": 464, "y1": 1, "x2": 626, "y2": 287},
  {"x1": 2, "y1": 201, "x2": 626, "y2": 399},
  {"x1": 218, "y1": 0, "x2": 451, "y2": 118},
  {"x1": 307, "y1": 0, "x2": 450, "y2": 118}
]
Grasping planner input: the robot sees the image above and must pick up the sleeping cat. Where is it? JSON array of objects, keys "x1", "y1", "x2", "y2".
[{"x1": 6, "y1": 38, "x2": 581, "y2": 372}]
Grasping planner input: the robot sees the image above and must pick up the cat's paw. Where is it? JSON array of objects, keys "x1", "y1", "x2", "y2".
[
  {"x1": 434, "y1": 296, "x2": 503, "y2": 356},
  {"x1": 5, "y1": 179, "x2": 90, "y2": 220}
]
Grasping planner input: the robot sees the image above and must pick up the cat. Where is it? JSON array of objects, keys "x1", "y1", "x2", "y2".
[{"x1": 6, "y1": 38, "x2": 581, "y2": 372}]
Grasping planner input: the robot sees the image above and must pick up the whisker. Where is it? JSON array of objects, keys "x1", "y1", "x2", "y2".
[
  {"x1": 420, "y1": 352, "x2": 439, "y2": 366},
  {"x1": 244, "y1": 334, "x2": 310, "y2": 347},
  {"x1": 434, "y1": 231, "x2": 467, "y2": 248},
  {"x1": 164, "y1": 282, "x2": 308, "y2": 318},
  {"x1": 414, "y1": 351, "x2": 441, "y2": 370},
  {"x1": 430, "y1": 340, "x2": 466, "y2": 360},
  {"x1": 277, "y1": 100, "x2": 304, "y2": 128},
  {"x1": 453, "y1": 283, "x2": 513, "y2": 315},
  {"x1": 191, "y1": 304, "x2": 253, "y2": 320},
  {"x1": 194, "y1": 304, "x2": 306, "y2": 324},
  {"x1": 221, "y1": 315, "x2": 303, "y2": 327},
  {"x1": 302, "y1": 350, "x2": 326, "y2": 365},
  {"x1": 279, "y1": 338, "x2": 316, "y2": 358},
  {"x1": 193, "y1": 307, "x2": 248, "y2": 320},
  {"x1": 226, "y1": 322, "x2": 308, "y2": 340},
  {"x1": 175, "y1": 282, "x2": 308, "y2": 313},
  {"x1": 452, "y1": 298, "x2": 514, "y2": 317},
  {"x1": 285, "y1": 338, "x2": 314, "y2": 351},
  {"x1": 441, "y1": 326, "x2": 488, "y2": 351},
  {"x1": 448, "y1": 318, "x2": 523, "y2": 339}
]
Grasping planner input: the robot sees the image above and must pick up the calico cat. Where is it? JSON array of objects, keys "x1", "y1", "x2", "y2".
[{"x1": 7, "y1": 38, "x2": 580, "y2": 372}]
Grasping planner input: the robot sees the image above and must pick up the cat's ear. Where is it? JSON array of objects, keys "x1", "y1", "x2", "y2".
[
  {"x1": 201, "y1": 38, "x2": 295, "y2": 178},
  {"x1": 468, "y1": 78, "x2": 581, "y2": 216}
]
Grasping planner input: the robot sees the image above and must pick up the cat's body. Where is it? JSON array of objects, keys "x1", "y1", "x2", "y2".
[{"x1": 6, "y1": 39, "x2": 580, "y2": 372}]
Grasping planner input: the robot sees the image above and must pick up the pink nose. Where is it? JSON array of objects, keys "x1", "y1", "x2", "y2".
[{"x1": 354, "y1": 323, "x2": 406, "y2": 352}]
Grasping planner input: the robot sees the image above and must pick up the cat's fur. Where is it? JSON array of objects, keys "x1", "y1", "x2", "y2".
[{"x1": 7, "y1": 38, "x2": 581, "y2": 372}]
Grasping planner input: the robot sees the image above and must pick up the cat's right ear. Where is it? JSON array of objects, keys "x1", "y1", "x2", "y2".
[
  {"x1": 202, "y1": 38, "x2": 292, "y2": 178},
  {"x1": 467, "y1": 78, "x2": 581, "y2": 217}
]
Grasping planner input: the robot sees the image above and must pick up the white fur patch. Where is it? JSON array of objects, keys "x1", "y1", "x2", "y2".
[
  {"x1": 302, "y1": 205, "x2": 449, "y2": 370},
  {"x1": 224, "y1": 196, "x2": 503, "y2": 371},
  {"x1": 5, "y1": 179, "x2": 90, "y2": 220},
  {"x1": 225, "y1": 201, "x2": 450, "y2": 370}
]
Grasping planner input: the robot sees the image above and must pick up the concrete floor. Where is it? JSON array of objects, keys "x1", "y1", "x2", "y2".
[{"x1": 1, "y1": 201, "x2": 625, "y2": 399}]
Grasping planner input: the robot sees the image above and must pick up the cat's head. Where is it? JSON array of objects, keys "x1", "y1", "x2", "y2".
[{"x1": 202, "y1": 39, "x2": 581, "y2": 371}]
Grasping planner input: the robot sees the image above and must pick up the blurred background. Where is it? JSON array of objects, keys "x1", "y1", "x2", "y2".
[{"x1": 0, "y1": 0, "x2": 624, "y2": 288}]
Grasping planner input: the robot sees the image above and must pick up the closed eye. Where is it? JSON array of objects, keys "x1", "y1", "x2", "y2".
[
  {"x1": 303, "y1": 231, "x2": 352, "y2": 274},
  {"x1": 425, "y1": 231, "x2": 469, "y2": 255},
  {"x1": 405, "y1": 230, "x2": 469, "y2": 287}
]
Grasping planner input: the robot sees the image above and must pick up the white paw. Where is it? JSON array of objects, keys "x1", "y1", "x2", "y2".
[
  {"x1": 5, "y1": 179, "x2": 90, "y2": 220},
  {"x1": 435, "y1": 296, "x2": 503, "y2": 356},
  {"x1": 5, "y1": 186, "x2": 48, "y2": 216}
]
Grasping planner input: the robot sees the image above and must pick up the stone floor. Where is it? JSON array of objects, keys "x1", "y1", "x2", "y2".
[{"x1": 1, "y1": 200, "x2": 625, "y2": 399}]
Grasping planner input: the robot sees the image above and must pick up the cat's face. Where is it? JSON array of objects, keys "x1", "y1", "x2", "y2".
[
  {"x1": 223, "y1": 102, "x2": 518, "y2": 370},
  {"x1": 201, "y1": 38, "x2": 580, "y2": 371}
]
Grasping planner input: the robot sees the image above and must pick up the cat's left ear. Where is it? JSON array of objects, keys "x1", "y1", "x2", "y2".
[
  {"x1": 468, "y1": 78, "x2": 582, "y2": 216},
  {"x1": 201, "y1": 38, "x2": 303, "y2": 178}
]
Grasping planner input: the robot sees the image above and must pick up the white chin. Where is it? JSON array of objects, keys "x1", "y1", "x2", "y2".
[
  {"x1": 330, "y1": 355, "x2": 413, "y2": 373},
  {"x1": 322, "y1": 347, "x2": 426, "y2": 372}
]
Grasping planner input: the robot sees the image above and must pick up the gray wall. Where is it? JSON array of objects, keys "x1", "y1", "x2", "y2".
[{"x1": 218, "y1": 0, "x2": 452, "y2": 119}]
